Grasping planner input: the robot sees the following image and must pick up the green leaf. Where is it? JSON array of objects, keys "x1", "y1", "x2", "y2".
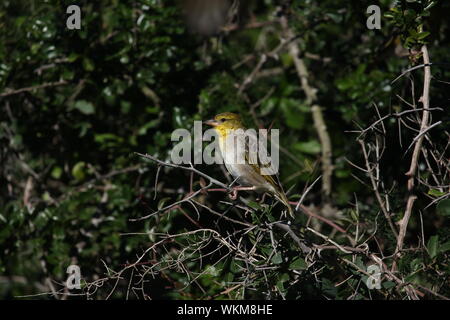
[
  {"x1": 289, "y1": 257, "x2": 307, "y2": 270},
  {"x1": 350, "y1": 209, "x2": 359, "y2": 222},
  {"x1": 261, "y1": 97, "x2": 277, "y2": 116},
  {"x1": 94, "y1": 133, "x2": 124, "y2": 149},
  {"x1": 51, "y1": 166, "x2": 63, "y2": 179},
  {"x1": 280, "y1": 98, "x2": 305, "y2": 129},
  {"x1": 82, "y1": 58, "x2": 95, "y2": 71},
  {"x1": 382, "y1": 281, "x2": 396, "y2": 289},
  {"x1": 293, "y1": 140, "x2": 321, "y2": 154},
  {"x1": 428, "y1": 189, "x2": 446, "y2": 197},
  {"x1": 410, "y1": 258, "x2": 424, "y2": 272},
  {"x1": 439, "y1": 241, "x2": 450, "y2": 254},
  {"x1": 73, "y1": 100, "x2": 95, "y2": 115},
  {"x1": 204, "y1": 265, "x2": 219, "y2": 277},
  {"x1": 335, "y1": 169, "x2": 350, "y2": 178},
  {"x1": 276, "y1": 273, "x2": 289, "y2": 292},
  {"x1": 427, "y1": 235, "x2": 439, "y2": 259},
  {"x1": 76, "y1": 122, "x2": 92, "y2": 137},
  {"x1": 417, "y1": 31, "x2": 430, "y2": 40},
  {"x1": 138, "y1": 120, "x2": 160, "y2": 135},
  {"x1": 120, "y1": 101, "x2": 132, "y2": 114},
  {"x1": 71, "y1": 162, "x2": 86, "y2": 181},
  {"x1": 67, "y1": 52, "x2": 79, "y2": 62},
  {"x1": 280, "y1": 53, "x2": 293, "y2": 67},
  {"x1": 321, "y1": 278, "x2": 337, "y2": 298},
  {"x1": 246, "y1": 201, "x2": 263, "y2": 211},
  {"x1": 436, "y1": 199, "x2": 450, "y2": 217},
  {"x1": 271, "y1": 252, "x2": 283, "y2": 264},
  {"x1": 157, "y1": 197, "x2": 172, "y2": 210}
]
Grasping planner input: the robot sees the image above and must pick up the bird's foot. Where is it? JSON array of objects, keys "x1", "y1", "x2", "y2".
[
  {"x1": 229, "y1": 189, "x2": 238, "y2": 200},
  {"x1": 228, "y1": 186, "x2": 256, "y2": 200},
  {"x1": 256, "y1": 193, "x2": 267, "y2": 203}
]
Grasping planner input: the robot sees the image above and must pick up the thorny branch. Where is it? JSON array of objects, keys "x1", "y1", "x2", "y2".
[
  {"x1": 396, "y1": 45, "x2": 433, "y2": 258},
  {"x1": 279, "y1": 16, "x2": 333, "y2": 200}
]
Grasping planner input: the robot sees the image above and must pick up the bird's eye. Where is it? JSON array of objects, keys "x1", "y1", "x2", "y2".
[{"x1": 220, "y1": 118, "x2": 226, "y2": 122}]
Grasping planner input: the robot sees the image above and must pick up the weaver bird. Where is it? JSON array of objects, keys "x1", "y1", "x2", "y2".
[{"x1": 204, "y1": 112, "x2": 294, "y2": 217}]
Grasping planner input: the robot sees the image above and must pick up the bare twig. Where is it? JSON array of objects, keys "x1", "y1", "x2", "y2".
[
  {"x1": 273, "y1": 222, "x2": 311, "y2": 254},
  {"x1": 358, "y1": 139, "x2": 398, "y2": 238},
  {"x1": 396, "y1": 45, "x2": 432, "y2": 258},
  {"x1": 0, "y1": 80, "x2": 68, "y2": 97},
  {"x1": 135, "y1": 152, "x2": 230, "y2": 190},
  {"x1": 279, "y1": 16, "x2": 333, "y2": 198}
]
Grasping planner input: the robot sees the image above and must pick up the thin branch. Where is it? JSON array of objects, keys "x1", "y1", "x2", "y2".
[
  {"x1": 135, "y1": 152, "x2": 230, "y2": 190},
  {"x1": 404, "y1": 121, "x2": 442, "y2": 154},
  {"x1": 396, "y1": 45, "x2": 432, "y2": 257},
  {"x1": 358, "y1": 140, "x2": 398, "y2": 238},
  {"x1": 273, "y1": 222, "x2": 311, "y2": 254},
  {"x1": 0, "y1": 80, "x2": 68, "y2": 97},
  {"x1": 280, "y1": 16, "x2": 333, "y2": 198}
]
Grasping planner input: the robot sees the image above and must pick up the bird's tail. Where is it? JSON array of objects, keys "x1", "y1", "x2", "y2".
[{"x1": 274, "y1": 189, "x2": 294, "y2": 218}]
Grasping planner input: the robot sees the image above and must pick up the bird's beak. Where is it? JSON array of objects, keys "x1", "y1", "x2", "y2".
[{"x1": 203, "y1": 119, "x2": 218, "y2": 127}]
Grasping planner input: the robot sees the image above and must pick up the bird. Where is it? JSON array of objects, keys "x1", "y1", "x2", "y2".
[{"x1": 204, "y1": 112, "x2": 294, "y2": 217}]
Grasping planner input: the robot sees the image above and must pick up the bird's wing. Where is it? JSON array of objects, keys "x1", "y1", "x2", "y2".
[
  {"x1": 239, "y1": 128, "x2": 282, "y2": 191},
  {"x1": 236, "y1": 127, "x2": 293, "y2": 217}
]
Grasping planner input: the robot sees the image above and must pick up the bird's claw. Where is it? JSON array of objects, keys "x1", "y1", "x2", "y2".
[
  {"x1": 228, "y1": 189, "x2": 238, "y2": 200},
  {"x1": 227, "y1": 186, "x2": 256, "y2": 200}
]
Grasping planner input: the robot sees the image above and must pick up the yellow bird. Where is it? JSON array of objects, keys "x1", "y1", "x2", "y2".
[{"x1": 204, "y1": 112, "x2": 294, "y2": 217}]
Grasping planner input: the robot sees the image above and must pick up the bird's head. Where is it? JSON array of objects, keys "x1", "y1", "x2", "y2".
[{"x1": 204, "y1": 112, "x2": 244, "y2": 136}]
